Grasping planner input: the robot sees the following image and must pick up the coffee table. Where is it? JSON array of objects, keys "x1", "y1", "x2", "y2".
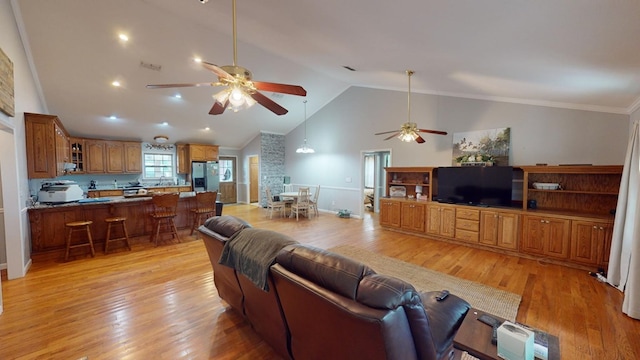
[{"x1": 453, "y1": 309, "x2": 560, "y2": 360}]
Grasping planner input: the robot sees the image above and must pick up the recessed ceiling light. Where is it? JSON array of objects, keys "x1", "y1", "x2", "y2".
[
  {"x1": 118, "y1": 33, "x2": 129, "y2": 42},
  {"x1": 112, "y1": 80, "x2": 121, "y2": 87},
  {"x1": 109, "y1": 115, "x2": 117, "y2": 120},
  {"x1": 161, "y1": 121, "x2": 169, "y2": 126},
  {"x1": 174, "y1": 94, "x2": 182, "y2": 99},
  {"x1": 205, "y1": 127, "x2": 210, "y2": 131},
  {"x1": 193, "y1": 57, "x2": 202, "y2": 63}
]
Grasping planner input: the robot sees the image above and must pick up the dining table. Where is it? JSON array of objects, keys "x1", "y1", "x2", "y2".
[{"x1": 279, "y1": 191, "x2": 314, "y2": 218}]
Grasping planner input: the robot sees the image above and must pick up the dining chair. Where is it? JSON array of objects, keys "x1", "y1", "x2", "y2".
[
  {"x1": 309, "y1": 185, "x2": 320, "y2": 217},
  {"x1": 149, "y1": 192, "x2": 180, "y2": 246},
  {"x1": 290, "y1": 187, "x2": 311, "y2": 221},
  {"x1": 266, "y1": 188, "x2": 286, "y2": 219},
  {"x1": 190, "y1": 191, "x2": 218, "y2": 237}
]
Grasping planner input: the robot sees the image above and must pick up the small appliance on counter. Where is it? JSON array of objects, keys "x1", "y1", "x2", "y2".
[{"x1": 38, "y1": 180, "x2": 84, "y2": 203}]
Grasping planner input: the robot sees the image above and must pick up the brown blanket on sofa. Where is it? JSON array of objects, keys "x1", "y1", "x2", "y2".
[{"x1": 219, "y1": 228, "x2": 297, "y2": 291}]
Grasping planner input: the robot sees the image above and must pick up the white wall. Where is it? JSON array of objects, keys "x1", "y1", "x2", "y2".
[
  {"x1": 1, "y1": 0, "x2": 47, "y2": 288},
  {"x1": 238, "y1": 134, "x2": 261, "y2": 204},
  {"x1": 285, "y1": 86, "x2": 630, "y2": 217}
]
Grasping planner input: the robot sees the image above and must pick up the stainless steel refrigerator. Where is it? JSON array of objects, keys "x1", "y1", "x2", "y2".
[{"x1": 192, "y1": 161, "x2": 220, "y2": 192}]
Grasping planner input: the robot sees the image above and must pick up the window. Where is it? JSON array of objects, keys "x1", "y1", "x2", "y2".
[
  {"x1": 219, "y1": 159, "x2": 234, "y2": 182},
  {"x1": 144, "y1": 153, "x2": 174, "y2": 179}
]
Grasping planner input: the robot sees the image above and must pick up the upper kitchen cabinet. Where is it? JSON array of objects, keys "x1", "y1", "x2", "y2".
[
  {"x1": 189, "y1": 144, "x2": 218, "y2": 162},
  {"x1": 86, "y1": 139, "x2": 142, "y2": 174},
  {"x1": 176, "y1": 144, "x2": 189, "y2": 174},
  {"x1": 25, "y1": 113, "x2": 70, "y2": 179},
  {"x1": 124, "y1": 142, "x2": 142, "y2": 173}
]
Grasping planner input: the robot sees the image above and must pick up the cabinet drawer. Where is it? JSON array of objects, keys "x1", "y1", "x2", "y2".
[
  {"x1": 456, "y1": 229, "x2": 479, "y2": 242},
  {"x1": 456, "y1": 208, "x2": 480, "y2": 221},
  {"x1": 456, "y1": 218, "x2": 479, "y2": 232},
  {"x1": 99, "y1": 190, "x2": 123, "y2": 197}
]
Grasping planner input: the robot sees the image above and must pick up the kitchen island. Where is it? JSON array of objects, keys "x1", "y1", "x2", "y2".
[{"x1": 28, "y1": 192, "x2": 199, "y2": 253}]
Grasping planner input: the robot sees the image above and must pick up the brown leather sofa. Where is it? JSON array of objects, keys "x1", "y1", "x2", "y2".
[{"x1": 199, "y1": 216, "x2": 470, "y2": 360}]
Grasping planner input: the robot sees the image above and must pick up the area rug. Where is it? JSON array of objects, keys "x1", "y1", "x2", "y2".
[{"x1": 328, "y1": 245, "x2": 521, "y2": 321}]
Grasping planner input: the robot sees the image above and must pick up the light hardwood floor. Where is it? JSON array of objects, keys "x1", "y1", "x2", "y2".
[{"x1": 1, "y1": 204, "x2": 638, "y2": 359}]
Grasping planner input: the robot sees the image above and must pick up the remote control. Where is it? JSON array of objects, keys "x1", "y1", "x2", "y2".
[
  {"x1": 477, "y1": 314, "x2": 501, "y2": 328},
  {"x1": 491, "y1": 326, "x2": 498, "y2": 345},
  {"x1": 436, "y1": 290, "x2": 450, "y2": 301}
]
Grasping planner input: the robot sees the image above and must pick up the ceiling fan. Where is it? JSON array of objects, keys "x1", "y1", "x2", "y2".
[
  {"x1": 146, "y1": 0, "x2": 307, "y2": 115},
  {"x1": 374, "y1": 70, "x2": 447, "y2": 143}
]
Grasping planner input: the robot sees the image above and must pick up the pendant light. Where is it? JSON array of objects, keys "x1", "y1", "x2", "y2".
[{"x1": 296, "y1": 100, "x2": 315, "y2": 153}]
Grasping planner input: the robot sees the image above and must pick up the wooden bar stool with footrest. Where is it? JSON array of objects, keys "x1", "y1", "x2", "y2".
[
  {"x1": 149, "y1": 192, "x2": 180, "y2": 246},
  {"x1": 190, "y1": 191, "x2": 218, "y2": 238},
  {"x1": 64, "y1": 220, "x2": 96, "y2": 261},
  {"x1": 104, "y1": 217, "x2": 131, "y2": 253}
]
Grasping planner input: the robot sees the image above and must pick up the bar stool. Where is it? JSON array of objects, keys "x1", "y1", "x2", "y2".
[
  {"x1": 149, "y1": 192, "x2": 180, "y2": 246},
  {"x1": 104, "y1": 217, "x2": 131, "y2": 253},
  {"x1": 190, "y1": 191, "x2": 217, "y2": 237},
  {"x1": 64, "y1": 220, "x2": 96, "y2": 261}
]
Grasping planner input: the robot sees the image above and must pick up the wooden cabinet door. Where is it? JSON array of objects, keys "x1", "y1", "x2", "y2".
[
  {"x1": 426, "y1": 203, "x2": 442, "y2": 235},
  {"x1": 441, "y1": 206, "x2": 456, "y2": 238},
  {"x1": 480, "y1": 211, "x2": 499, "y2": 246},
  {"x1": 600, "y1": 223, "x2": 613, "y2": 269},
  {"x1": 522, "y1": 216, "x2": 546, "y2": 255},
  {"x1": 401, "y1": 202, "x2": 426, "y2": 232},
  {"x1": 571, "y1": 220, "x2": 610, "y2": 266},
  {"x1": 176, "y1": 144, "x2": 189, "y2": 174},
  {"x1": 380, "y1": 200, "x2": 401, "y2": 228},
  {"x1": 69, "y1": 138, "x2": 85, "y2": 173},
  {"x1": 86, "y1": 140, "x2": 107, "y2": 173},
  {"x1": 545, "y1": 218, "x2": 570, "y2": 259},
  {"x1": 106, "y1": 141, "x2": 125, "y2": 173},
  {"x1": 497, "y1": 212, "x2": 520, "y2": 250},
  {"x1": 124, "y1": 142, "x2": 142, "y2": 173},
  {"x1": 204, "y1": 145, "x2": 219, "y2": 161},
  {"x1": 190, "y1": 145, "x2": 205, "y2": 161},
  {"x1": 25, "y1": 113, "x2": 59, "y2": 178},
  {"x1": 54, "y1": 123, "x2": 69, "y2": 176}
]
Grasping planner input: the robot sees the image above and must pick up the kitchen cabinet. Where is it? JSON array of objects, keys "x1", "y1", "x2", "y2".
[
  {"x1": 106, "y1": 141, "x2": 125, "y2": 173},
  {"x1": 86, "y1": 140, "x2": 107, "y2": 173},
  {"x1": 189, "y1": 144, "x2": 219, "y2": 162},
  {"x1": 479, "y1": 210, "x2": 520, "y2": 250},
  {"x1": 401, "y1": 202, "x2": 426, "y2": 232},
  {"x1": 571, "y1": 220, "x2": 613, "y2": 267},
  {"x1": 380, "y1": 199, "x2": 401, "y2": 228},
  {"x1": 522, "y1": 215, "x2": 570, "y2": 259},
  {"x1": 124, "y1": 142, "x2": 142, "y2": 173},
  {"x1": 176, "y1": 144, "x2": 189, "y2": 174},
  {"x1": 25, "y1": 113, "x2": 70, "y2": 178},
  {"x1": 69, "y1": 138, "x2": 85, "y2": 174},
  {"x1": 426, "y1": 203, "x2": 455, "y2": 238}
]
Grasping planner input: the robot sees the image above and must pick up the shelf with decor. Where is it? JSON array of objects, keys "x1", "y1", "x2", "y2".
[
  {"x1": 385, "y1": 167, "x2": 435, "y2": 200},
  {"x1": 520, "y1": 165, "x2": 623, "y2": 215}
]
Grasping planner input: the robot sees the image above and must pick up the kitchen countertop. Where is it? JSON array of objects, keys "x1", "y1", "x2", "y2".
[{"x1": 30, "y1": 192, "x2": 196, "y2": 210}]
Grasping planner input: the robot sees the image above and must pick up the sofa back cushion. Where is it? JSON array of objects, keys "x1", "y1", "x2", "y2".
[
  {"x1": 276, "y1": 244, "x2": 375, "y2": 300},
  {"x1": 201, "y1": 215, "x2": 252, "y2": 240}
]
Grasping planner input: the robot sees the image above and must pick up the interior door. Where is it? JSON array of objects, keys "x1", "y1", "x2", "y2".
[
  {"x1": 218, "y1": 156, "x2": 237, "y2": 203},
  {"x1": 249, "y1": 156, "x2": 259, "y2": 203}
]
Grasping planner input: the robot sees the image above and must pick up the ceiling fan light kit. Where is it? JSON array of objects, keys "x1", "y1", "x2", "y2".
[
  {"x1": 374, "y1": 70, "x2": 447, "y2": 144},
  {"x1": 146, "y1": 0, "x2": 306, "y2": 115},
  {"x1": 296, "y1": 100, "x2": 315, "y2": 154}
]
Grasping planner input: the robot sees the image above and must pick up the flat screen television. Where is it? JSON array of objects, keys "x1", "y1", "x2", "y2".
[{"x1": 436, "y1": 166, "x2": 513, "y2": 207}]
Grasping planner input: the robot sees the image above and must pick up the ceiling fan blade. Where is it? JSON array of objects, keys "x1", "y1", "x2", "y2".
[
  {"x1": 384, "y1": 132, "x2": 400, "y2": 140},
  {"x1": 209, "y1": 100, "x2": 229, "y2": 115},
  {"x1": 375, "y1": 130, "x2": 401, "y2": 135},
  {"x1": 146, "y1": 82, "x2": 219, "y2": 89},
  {"x1": 417, "y1": 129, "x2": 448, "y2": 136},
  {"x1": 253, "y1": 81, "x2": 307, "y2": 96},
  {"x1": 201, "y1": 61, "x2": 236, "y2": 82},
  {"x1": 250, "y1": 91, "x2": 288, "y2": 115},
  {"x1": 415, "y1": 135, "x2": 426, "y2": 143}
]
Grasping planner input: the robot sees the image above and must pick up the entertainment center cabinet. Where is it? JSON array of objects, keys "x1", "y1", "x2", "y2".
[{"x1": 380, "y1": 165, "x2": 623, "y2": 270}]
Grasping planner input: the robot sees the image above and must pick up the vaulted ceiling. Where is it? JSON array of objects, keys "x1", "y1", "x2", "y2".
[{"x1": 14, "y1": 0, "x2": 640, "y2": 148}]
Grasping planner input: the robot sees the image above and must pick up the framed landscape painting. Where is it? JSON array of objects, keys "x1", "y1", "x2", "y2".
[
  {"x1": 0, "y1": 47, "x2": 15, "y2": 117},
  {"x1": 452, "y1": 127, "x2": 510, "y2": 166}
]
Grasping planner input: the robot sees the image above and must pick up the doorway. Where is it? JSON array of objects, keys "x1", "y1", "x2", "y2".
[
  {"x1": 249, "y1": 156, "x2": 259, "y2": 204},
  {"x1": 361, "y1": 150, "x2": 391, "y2": 215},
  {"x1": 218, "y1": 156, "x2": 237, "y2": 203}
]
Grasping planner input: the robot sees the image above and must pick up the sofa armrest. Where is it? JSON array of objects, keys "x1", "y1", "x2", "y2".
[{"x1": 420, "y1": 291, "x2": 470, "y2": 358}]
